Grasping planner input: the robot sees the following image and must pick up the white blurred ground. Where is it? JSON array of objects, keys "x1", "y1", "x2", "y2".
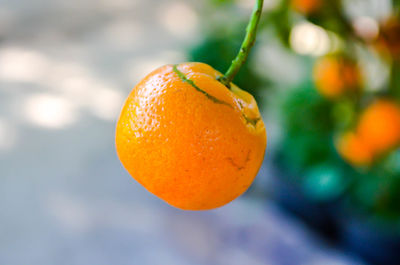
[{"x1": 0, "y1": 0, "x2": 367, "y2": 264}]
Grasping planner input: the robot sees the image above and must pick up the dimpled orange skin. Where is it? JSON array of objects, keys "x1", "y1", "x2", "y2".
[
  {"x1": 357, "y1": 100, "x2": 400, "y2": 155},
  {"x1": 116, "y1": 62, "x2": 267, "y2": 210},
  {"x1": 313, "y1": 56, "x2": 360, "y2": 99}
]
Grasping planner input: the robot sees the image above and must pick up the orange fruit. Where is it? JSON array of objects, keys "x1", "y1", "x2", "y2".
[
  {"x1": 357, "y1": 99, "x2": 400, "y2": 155},
  {"x1": 336, "y1": 131, "x2": 373, "y2": 166},
  {"x1": 375, "y1": 16, "x2": 400, "y2": 60},
  {"x1": 116, "y1": 62, "x2": 267, "y2": 210},
  {"x1": 313, "y1": 56, "x2": 361, "y2": 99},
  {"x1": 291, "y1": 0, "x2": 322, "y2": 15}
]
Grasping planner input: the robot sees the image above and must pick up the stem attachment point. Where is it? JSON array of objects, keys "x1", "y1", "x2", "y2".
[{"x1": 219, "y1": 0, "x2": 264, "y2": 88}]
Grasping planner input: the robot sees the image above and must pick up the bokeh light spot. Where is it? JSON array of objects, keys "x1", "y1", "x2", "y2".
[
  {"x1": 237, "y1": 0, "x2": 281, "y2": 10},
  {"x1": 24, "y1": 94, "x2": 77, "y2": 129},
  {"x1": 101, "y1": 19, "x2": 143, "y2": 49},
  {"x1": 352, "y1": 16, "x2": 379, "y2": 41},
  {"x1": 87, "y1": 87, "x2": 124, "y2": 121},
  {"x1": 159, "y1": 1, "x2": 198, "y2": 37},
  {"x1": 99, "y1": 0, "x2": 138, "y2": 11},
  {"x1": 0, "y1": 47, "x2": 50, "y2": 83},
  {"x1": 290, "y1": 22, "x2": 331, "y2": 56}
]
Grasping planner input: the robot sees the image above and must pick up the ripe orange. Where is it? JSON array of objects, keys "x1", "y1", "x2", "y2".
[
  {"x1": 291, "y1": 0, "x2": 321, "y2": 15},
  {"x1": 357, "y1": 99, "x2": 400, "y2": 155},
  {"x1": 336, "y1": 131, "x2": 373, "y2": 166},
  {"x1": 116, "y1": 62, "x2": 267, "y2": 210},
  {"x1": 313, "y1": 56, "x2": 360, "y2": 99}
]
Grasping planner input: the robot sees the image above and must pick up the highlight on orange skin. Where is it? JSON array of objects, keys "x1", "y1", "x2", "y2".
[
  {"x1": 313, "y1": 56, "x2": 361, "y2": 99},
  {"x1": 115, "y1": 62, "x2": 267, "y2": 210},
  {"x1": 357, "y1": 99, "x2": 400, "y2": 155},
  {"x1": 336, "y1": 131, "x2": 373, "y2": 166},
  {"x1": 291, "y1": 0, "x2": 322, "y2": 15}
]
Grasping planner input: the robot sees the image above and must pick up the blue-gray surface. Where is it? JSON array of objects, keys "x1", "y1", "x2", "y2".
[{"x1": 0, "y1": 0, "x2": 367, "y2": 264}]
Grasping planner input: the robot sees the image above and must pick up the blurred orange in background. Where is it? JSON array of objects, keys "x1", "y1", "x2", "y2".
[
  {"x1": 336, "y1": 131, "x2": 373, "y2": 166},
  {"x1": 375, "y1": 16, "x2": 400, "y2": 60},
  {"x1": 291, "y1": 0, "x2": 321, "y2": 15},
  {"x1": 336, "y1": 100, "x2": 400, "y2": 166},
  {"x1": 357, "y1": 99, "x2": 400, "y2": 156},
  {"x1": 313, "y1": 55, "x2": 361, "y2": 99}
]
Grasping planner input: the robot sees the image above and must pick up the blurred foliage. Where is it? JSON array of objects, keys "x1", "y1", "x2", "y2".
[
  {"x1": 279, "y1": 83, "x2": 335, "y2": 174},
  {"x1": 209, "y1": 0, "x2": 235, "y2": 5},
  {"x1": 190, "y1": 0, "x2": 400, "y2": 223}
]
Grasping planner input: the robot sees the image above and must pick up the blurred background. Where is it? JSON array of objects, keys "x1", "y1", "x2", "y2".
[{"x1": 1, "y1": 0, "x2": 400, "y2": 264}]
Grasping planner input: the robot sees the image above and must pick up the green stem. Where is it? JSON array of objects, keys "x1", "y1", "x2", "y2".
[{"x1": 219, "y1": 0, "x2": 264, "y2": 88}]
